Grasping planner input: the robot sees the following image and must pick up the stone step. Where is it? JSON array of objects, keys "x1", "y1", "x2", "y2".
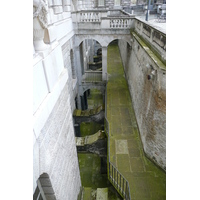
[
  {"x1": 83, "y1": 187, "x2": 92, "y2": 200},
  {"x1": 96, "y1": 188, "x2": 108, "y2": 200}
]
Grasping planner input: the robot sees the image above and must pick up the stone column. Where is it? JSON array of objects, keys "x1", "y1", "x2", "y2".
[
  {"x1": 74, "y1": 46, "x2": 83, "y2": 86},
  {"x1": 102, "y1": 46, "x2": 108, "y2": 81},
  {"x1": 76, "y1": 94, "x2": 82, "y2": 110},
  {"x1": 74, "y1": 46, "x2": 84, "y2": 109}
]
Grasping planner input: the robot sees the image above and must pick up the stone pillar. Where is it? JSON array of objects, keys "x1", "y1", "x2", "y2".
[
  {"x1": 102, "y1": 46, "x2": 107, "y2": 81},
  {"x1": 74, "y1": 46, "x2": 83, "y2": 86},
  {"x1": 77, "y1": 94, "x2": 82, "y2": 110},
  {"x1": 74, "y1": 46, "x2": 84, "y2": 107},
  {"x1": 150, "y1": 29, "x2": 154, "y2": 43}
]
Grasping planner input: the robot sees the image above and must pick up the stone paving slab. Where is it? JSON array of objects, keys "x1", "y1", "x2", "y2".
[{"x1": 107, "y1": 44, "x2": 166, "y2": 200}]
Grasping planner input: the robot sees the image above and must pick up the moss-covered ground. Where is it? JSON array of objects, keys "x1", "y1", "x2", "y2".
[
  {"x1": 78, "y1": 153, "x2": 122, "y2": 200},
  {"x1": 106, "y1": 43, "x2": 166, "y2": 200},
  {"x1": 87, "y1": 89, "x2": 103, "y2": 109},
  {"x1": 78, "y1": 89, "x2": 122, "y2": 199}
]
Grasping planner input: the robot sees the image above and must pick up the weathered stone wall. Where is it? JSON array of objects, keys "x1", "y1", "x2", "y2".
[
  {"x1": 61, "y1": 37, "x2": 78, "y2": 112},
  {"x1": 33, "y1": 82, "x2": 81, "y2": 199},
  {"x1": 118, "y1": 38, "x2": 166, "y2": 170},
  {"x1": 33, "y1": 1, "x2": 81, "y2": 198}
]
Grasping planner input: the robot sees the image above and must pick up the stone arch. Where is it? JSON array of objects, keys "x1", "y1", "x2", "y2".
[
  {"x1": 75, "y1": 35, "x2": 104, "y2": 47},
  {"x1": 82, "y1": 85, "x2": 105, "y2": 95},
  {"x1": 75, "y1": 34, "x2": 132, "y2": 48},
  {"x1": 107, "y1": 37, "x2": 132, "y2": 47},
  {"x1": 33, "y1": 173, "x2": 56, "y2": 200}
]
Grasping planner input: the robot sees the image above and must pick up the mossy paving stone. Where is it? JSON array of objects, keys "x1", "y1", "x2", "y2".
[
  {"x1": 130, "y1": 157, "x2": 145, "y2": 172},
  {"x1": 111, "y1": 107, "x2": 120, "y2": 116},
  {"x1": 83, "y1": 187, "x2": 92, "y2": 200},
  {"x1": 119, "y1": 107, "x2": 130, "y2": 117},
  {"x1": 116, "y1": 154, "x2": 131, "y2": 172},
  {"x1": 128, "y1": 148, "x2": 141, "y2": 158},
  {"x1": 106, "y1": 44, "x2": 165, "y2": 199}
]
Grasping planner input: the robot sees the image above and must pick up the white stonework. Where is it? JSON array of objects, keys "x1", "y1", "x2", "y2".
[
  {"x1": 33, "y1": 0, "x2": 166, "y2": 198},
  {"x1": 33, "y1": 0, "x2": 49, "y2": 51},
  {"x1": 33, "y1": 0, "x2": 82, "y2": 198}
]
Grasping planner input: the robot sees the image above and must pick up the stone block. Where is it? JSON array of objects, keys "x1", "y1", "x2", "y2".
[
  {"x1": 44, "y1": 25, "x2": 57, "y2": 44},
  {"x1": 53, "y1": 6, "x2": 63, "y2": 14},
  {"x1": 42, "y1": 45, "x2": 64, "y2": 92},
  {"x1": 33, "y1": 59, "x2": 49, "y2": 114}
]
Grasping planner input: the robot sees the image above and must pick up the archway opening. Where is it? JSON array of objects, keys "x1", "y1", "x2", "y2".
[{"x1": 33, "y1": 173, "x2": 56, "y2": 200}]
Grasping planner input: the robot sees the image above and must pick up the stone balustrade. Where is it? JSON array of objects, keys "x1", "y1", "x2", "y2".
[
  {"x1": 134, "y1": 18, "x2": 166, "y2": 61},
  {"x1": 72, "y1": 10, "x2": 134, "y2": 30},
  {"x1": 80, "y1": 12, "x2": 100, "y2": 22},
  {"x1": 109, "y1": 18, "x2": 130, "y2": 29}
]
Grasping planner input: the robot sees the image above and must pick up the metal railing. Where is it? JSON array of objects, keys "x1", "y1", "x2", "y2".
[
  {"x1": 109, "y1": 162, "x2": 131, "y2": 200},
  {"x1": 105, "y1": 85, "x2": 131, "y2": 200}
]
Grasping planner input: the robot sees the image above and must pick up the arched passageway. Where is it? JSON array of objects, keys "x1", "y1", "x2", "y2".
[{"x1": 33, "y1": 173, "x2": 56, "y2": 200}]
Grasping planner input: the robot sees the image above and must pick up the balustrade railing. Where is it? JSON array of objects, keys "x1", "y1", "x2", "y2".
[
  {"x1": 134, "y1": 18, "x2": 166, "y2": 61},
  {"x1": 80, "y1": 12, "x2": 100, "y2": 22},
  {"x1": 110, "y1": 18, "x2": 130, "y2": 29},
  {"x1": 72, "y1": 10, "x2": 134, "y2": 30}
]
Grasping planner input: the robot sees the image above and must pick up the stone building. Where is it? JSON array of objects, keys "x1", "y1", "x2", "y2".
[{"x1": 33, "y1": 0, "x2": 166, "y2": 199}]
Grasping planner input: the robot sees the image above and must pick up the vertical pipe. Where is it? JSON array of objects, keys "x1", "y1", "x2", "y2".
[{"x1": 145, "y1": 0, "x2": 151, "y2": 21}]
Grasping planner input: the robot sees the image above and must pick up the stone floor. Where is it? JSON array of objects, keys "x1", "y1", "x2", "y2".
[{"x1": 106, "y1": 43, "x2": 166, "y2": 200}]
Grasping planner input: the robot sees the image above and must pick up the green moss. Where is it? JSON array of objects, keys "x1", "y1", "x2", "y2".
[
  {"x1": 132, "y1": 30, "x2": 166, "y2": 70},
  {"x1": 80, "y1": 122, "x2": 102, "y2": 137},
  {"x1": 106, "y1": 43, "x2": 166, "y2": 199}
]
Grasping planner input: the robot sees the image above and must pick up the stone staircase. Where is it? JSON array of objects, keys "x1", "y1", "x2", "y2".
[{"x1": 82, "y1": 187, "x2": 108, "y2": 200}]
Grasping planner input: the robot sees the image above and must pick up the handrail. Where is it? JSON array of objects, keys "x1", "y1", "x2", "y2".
[{"x1": 105, "y1": 85, "x2": 131, "y2": 200}]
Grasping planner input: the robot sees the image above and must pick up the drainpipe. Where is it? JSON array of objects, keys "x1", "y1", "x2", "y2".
[{"x1": 145, "y1": 0, "x2": 151, "y2": 21}]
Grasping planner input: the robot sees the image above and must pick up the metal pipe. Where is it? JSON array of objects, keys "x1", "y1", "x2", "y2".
[{"x1": 145, "y1": 0, "x2": 151, "y2": 21}]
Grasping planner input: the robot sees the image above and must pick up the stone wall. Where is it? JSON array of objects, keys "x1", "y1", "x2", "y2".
[
  {"x1": 118, "y1": 38, "x2": 166, "y2": 170},
  {"x1": 33, "y1": 1, "x2": 81, "y2": 198},
  {"x1": 33, "y1": 82, "x2": 81, "y2": 199}
]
